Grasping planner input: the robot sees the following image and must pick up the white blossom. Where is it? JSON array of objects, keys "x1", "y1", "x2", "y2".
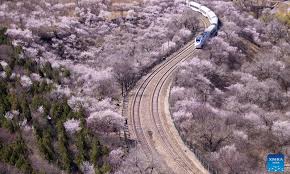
[
  {"x1": 80, "y1": 161, "x2": 95, "y2": 174},
  {"x1": 272, "y1": 120, "x2": 290, "y2": 138},
  {"x1": 64, "y1": 119, "x2": 81, "y2": 134},
  {"x1": 161, "y1": 41, "x2": 176, "y2": 53},
  {"x1": 20, "y1": 75, "x2": 33, "y2": 87},
  {"x1": 6, "y1": 28, "x2": 33, "y2": 40},
  {"x1": 5, "y1": 111, "x2": 14, "y2": 120},
  {"x1": 233, "y1": 130, "x2": 248, "y2": 140},
  {"x1": 37, "y1": 106, "x2": 44, "y2": 113},
  {"x1": 109, "y1": 148, "x2": 124, "y2": 167},
  {"x1": 30, "y1": 73, "x2": 41, "y2": 81},
  {"x1": 0, "y1": 72, "x2": 6, "y2": 78},
  {"x1": 87, "y1": 109, "x2": 124, "y2": 133},
  {"x1": 0, "y1": 61, "x2": 8, "y2": 68}
]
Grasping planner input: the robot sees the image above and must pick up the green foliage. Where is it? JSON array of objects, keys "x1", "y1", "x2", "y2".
[
  {"x1": 76, "y1": 131, "x2": 86, "y2": 165},
  {"x1": 30, "y1": 81, "x2": 53, "y2": 95},
  {"x1": 100, "y1": 163, "x2": 111, "y2": 174},
  {"x1": 95, "y1": 168, "x2": 102, "y2": 174},
  {"x1": 20, "y1": 99, "x2": 32, "y2": 121},
  {"x1": 0, "y1": 27, "x2": 8, "y2": 45},
  {"x1": 42, "y1": 62, "x2": 53, "y2": 78},
  {"x1": 8, "y1": 93, "x2": 20, "y2": 111},
  {"x1": 75, "y1": 110, "x2": 96, "y2": 167},
  {"x1": 7, "y1": 56, "x2": 16, "y2": 71},
  {"x1": 94, "y1": 163, "x2": 111, "y2": 174},
  {"x1": 35, "y1": 126, "x2": 55, "y2": 162},
  {"x1": 90, "y1": 137, "x2": 102, "y2": 166},
  {"x1": 40, "y1": 136, "x2": 55, "y2": 161},
  {"x1": 276, "y1": 12, "x2": 290, "y2": 27},
  {"x1": 0, "y1": 117, "x2": 17, "y2": 133},
  {"x1": 50, "y1": 100, "x2": 73, "y2": 122},
  {"x1": 56, "y1": 121, "x2": 72, "y2": 171},
  {"x1": 13, "y1": 46, "x2": 22, "y2": 58},
  {"x1": 62, "y1": 68, "x2": 71, "y2": 78},
  {"x1": 4, "y1": 66, "x2": 12, "y2": 78},
  {"x1": 77, "y1": 108, "x2": 87, "y2": 129},
  {"x1": 15, "y1": 56, "x2": 39, "y2": 75},
  {"x1": 23, "y1": 59, "x2": 38, "y2": 74},
  {"x1": 41, "y1": 62, "x2": 61, "y2": 83},
  {"x1": 56, "y1": 121, "x2": 66, "y2": 142},
  {"x1": 0, "y1": 81, "x2": 10, "y2": 116},
  {"x1": 102, "y1": 146, "x2": 109, "y2": 156},
  {"x1": 31, "y1": 95, "x2": 46, "y2": 111},
  {"x1": 0, "y1": 136, "x2": 33, "y2": 173},
  {"x1": 0, "y1": 33, "x2": 113, "y2": 173}
]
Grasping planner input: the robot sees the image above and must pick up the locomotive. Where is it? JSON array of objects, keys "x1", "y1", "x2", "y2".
[{"x1": 187, "y1": 1, "x2": 219, "y2": 48}]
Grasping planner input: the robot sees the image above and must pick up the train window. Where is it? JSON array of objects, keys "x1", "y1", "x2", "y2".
[{"x1": 196, "y1": 36, "x2": 202, "y2": 42}]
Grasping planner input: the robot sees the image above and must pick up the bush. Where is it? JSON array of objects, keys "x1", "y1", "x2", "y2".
[
  {"x1": 23, "y1": 59, "x2": 38, "y2": 74},
  {"x1": 30, "y1": 81, "x2": 53, "y2": 95},
  {"x1": 276, "y1": 12, "x2": 290, "y2": 27},
  {"x1": 20, "y1": 99, "x2": 31, "y2": 121},
  {"x1": 40, "y1": 62, "x2": 61, "y2": 83},
  {"x1": 76, "y1": 131, "x2": 86, "y2": 165},
  {"x1": 35, "y1": 126, "x2": 55, "y2": 162},
  {"x1": 0, "y1": 117, "x2": 17, "y2": 133},
  {"x1": 0, "y1": 136, "x2": 33, "y2": 173},
  {"x1": 56, "y1": 121, "x2": 72, "y2": 171},
  {"x1": 90, "y1": 137, "x2": 102, "y2": 166},
  {"x1": 0, "y1": 27, "x2": 8, "y2": 45},
  {"x1": 0, "y1": 82, "x2": 10, "y2": 116},
  {"x1": 62, "y1": 68, "x2": 71, "y2": 78}
]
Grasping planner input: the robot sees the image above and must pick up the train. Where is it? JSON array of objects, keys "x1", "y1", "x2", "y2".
[{"x1": 187, "y1": 1, "x2": 219, "y2": 48}]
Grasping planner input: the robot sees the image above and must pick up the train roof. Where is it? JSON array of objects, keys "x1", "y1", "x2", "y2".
[
  {"x1": 210, "y1": 17, "x2": 218, "y2": 25},
  {"x1": 200, "y1": 6, "x2": 211, "y2": 14},
  {"x1": 207, "y1": 11, "x2": 216, "y2": 18},
  {"x1": 205, "y1": 25, "x2": 216, "y2": 32},
  {"x1": 189, "y1": 1, "x2": 201, "y2": 8}
]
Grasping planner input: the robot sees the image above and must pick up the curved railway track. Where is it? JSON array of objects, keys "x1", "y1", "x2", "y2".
[{"x1": 127, "y1": 15, "x2": 211, "y2": 174}]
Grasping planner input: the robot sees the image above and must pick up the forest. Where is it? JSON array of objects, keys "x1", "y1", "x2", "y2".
[
  {"x1": 0, "y1": 0, "x2": 197, "y2": 173},
  {"x1": 170, "y1": 0, "x2": 290, "y2": 173},
  {"x1": 0, "y1": 28, "x2": 114, "y2": 173},
  {"x1": 0, "y1": 0, "x2": 289, "y2": 173}
]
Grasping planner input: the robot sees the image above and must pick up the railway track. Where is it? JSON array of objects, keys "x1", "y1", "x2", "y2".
[{"x1": 127, "y1": 15, "x2": 210, "y2": 174}]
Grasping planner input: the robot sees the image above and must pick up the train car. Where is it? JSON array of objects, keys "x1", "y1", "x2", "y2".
[
  {"x1": 194, "y1": 32, "x2": 210, "y2": 49},
  {"x1": 189, "y1": 1, "x2": 202, "y2": 12},
  {"x1": 194, "y1": 24, "x2": 217, "y2": 49},
  {"x1": 188, "y1": 1, "x2": 219, "y2": 49},
  {"x1": 205, "y1": 24, "x2": 218, "y2": 36}
]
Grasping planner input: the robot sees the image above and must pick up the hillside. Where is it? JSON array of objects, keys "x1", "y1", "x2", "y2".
[
  {"x1": 0, "y1": 0, "x2": 289, "y2": 173},
  {"x1": 0, "y1": 29, "x2": 115, "y2": 173},
  {"x1": 169, "y1": 0, "x2": 290, "y2": 173},
  {"x1": 0, "y1": 0, "x2": 197, "y2": 173}
]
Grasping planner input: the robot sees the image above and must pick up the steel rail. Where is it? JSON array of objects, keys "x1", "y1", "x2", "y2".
[{"x1": 128, "y1": 16, "x2": 209, "y2": 173}]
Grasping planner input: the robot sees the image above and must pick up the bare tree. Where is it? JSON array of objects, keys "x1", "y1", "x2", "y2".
[
  {"x1": 116, "y1": 146, "x2": 160, "y2": 174},
  {"x1": 235, "y1": 0, "x2": 273, "y2": 18},
  {"x1": 113, "y1": 62, "x2": 139, "y2": 97},
  {"x1": 266, "y1": 19, "x2": 289, "y2": 43},
  {"x1": 189, "y1": 106, "x2": 232, "y2": 152}
]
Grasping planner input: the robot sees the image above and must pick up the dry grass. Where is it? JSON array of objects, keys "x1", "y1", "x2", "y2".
[
  {"x1": 109, "y1": 11, "x2": 128, "y2": 20},
  {"x1": 108, "y1": 0, "x2": 143, "y2": 19},
  {"x1": 275, "y1": 1, "x2": 290, "y2": 14}
]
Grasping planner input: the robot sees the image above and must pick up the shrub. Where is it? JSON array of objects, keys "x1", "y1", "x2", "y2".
[{"x1": 0, "y1": 27, "x2": 8, "y2": 45}]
